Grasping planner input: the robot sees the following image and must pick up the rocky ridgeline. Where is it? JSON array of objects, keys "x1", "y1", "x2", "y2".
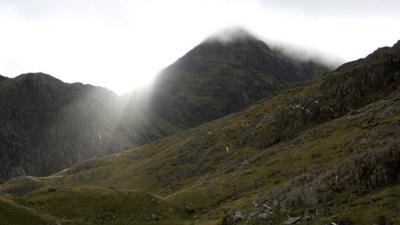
[
  {"x1": 234, "y1": 41, "x2": 400, "y2": 151},
  {"x1": 221, "y1": 41, "x2": 400, "y2": 224}
]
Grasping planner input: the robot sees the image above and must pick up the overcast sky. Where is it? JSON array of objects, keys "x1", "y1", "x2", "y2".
[{"x1": 0, "y1": 0, "x2": 399, "y2": 94}]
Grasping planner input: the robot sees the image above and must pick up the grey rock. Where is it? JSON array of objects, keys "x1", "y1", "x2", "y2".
[
  {"x1": 151, "y1": 213, "x2": 160, "y2": 221},
  {"x1": 257, "y1": 213, "x2": 273, "y2": 220},
  {"x1": 283, "y1": 216, "x2": 301, "y2": 225},
  {"x1": 233, "y1": 211, "x2": 244, "y2": 221}
]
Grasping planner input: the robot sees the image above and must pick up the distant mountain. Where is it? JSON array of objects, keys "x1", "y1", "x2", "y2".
[
  {"x1": 0, "y1": 74, "x2": 122, "y2": 180},
  {"x1": 0, "y1": 73, "x2": 181, "y2": 181},
  {"x1": 1, "y1": 40, "x2": 398, "y2": 225},
  {"x1": 0, "y1": 28, "x2": 328, "y2": 182},
  {"x1": 151, "y1": 28, "x2": 328, "y2": 128}
]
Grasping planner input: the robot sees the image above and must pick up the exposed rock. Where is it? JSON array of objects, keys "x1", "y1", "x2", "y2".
[
  {"x1": 257, "y1": 212, "x2": 272, "y2": 220},
  {"x1": 232, "y1": 211, "x2": 244, "y2": 221},
  {"x1": 255, "y1": 142, "x2": 400, "y2": 211},
  {"x1": 150, "y1": 213, "x2": 160, "y2": 221},
  {"x1": 325, "y1": 218, "x2": 355, "y2": 225},
  {"x1": 282, "y1": 216, "x2": 301, "y2": 224}
]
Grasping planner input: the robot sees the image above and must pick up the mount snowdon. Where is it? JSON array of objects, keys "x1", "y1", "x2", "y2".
[
  {"x1": 1, "y1": 40, "x2": 400, "y2": 225},
  {"x1": 151, "y1": 30, "x2": 328, "y2": 128},
  {"x1": 0, "y1": 29, "x2": 328, "y2": 182}
]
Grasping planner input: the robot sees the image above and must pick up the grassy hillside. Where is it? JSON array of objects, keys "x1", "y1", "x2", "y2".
[
  {"x1": 0, "y1": 196, "x2": 55, "y2": 225},
  {"x1": 1, "y1": 42, "x2": 399, "y2": 224},
  {"x1": 0, "y1": 186, "x2": 189, "y2": 225}
]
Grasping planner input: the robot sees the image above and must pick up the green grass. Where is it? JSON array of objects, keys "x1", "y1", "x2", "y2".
[
  {"x1": 0, "y1": 196, "x2": 55, "y2": 225},
  {"x1": 12, "y1": 186, "x2": 190, "y2": 225}
]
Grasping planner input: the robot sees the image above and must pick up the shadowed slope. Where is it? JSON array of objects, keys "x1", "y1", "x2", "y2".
[{"x1": 0, "y1": 73, "x2": 169, "y2": 182}]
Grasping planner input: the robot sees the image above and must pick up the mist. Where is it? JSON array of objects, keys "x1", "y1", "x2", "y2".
[
  {"x1": 0, "y1": 0, "x2": 399, "y2": 93},
  {"x1": 206, "y1": 26, "x2": 343, "y2": 68}
]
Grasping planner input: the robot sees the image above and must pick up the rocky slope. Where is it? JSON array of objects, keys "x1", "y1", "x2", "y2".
[
  {"x1": 1, "y1": 41, "x2": 399, "y2": 225},
  {"x1": 0, "y1": 29, "x2": 327, "y2": 183}
]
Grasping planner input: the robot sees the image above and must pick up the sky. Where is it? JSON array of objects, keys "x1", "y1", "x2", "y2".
[{"x1": 0, "y1": 0, "x2": 399, "y2": 94}]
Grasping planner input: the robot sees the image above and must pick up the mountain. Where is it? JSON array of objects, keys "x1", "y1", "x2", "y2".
[
  {"x1": 1, "y1": 41, "x2": 399, "y2": 225},
  {"x1": 150, "y1": 28, "x2": 328, "y2": 128},
  {"x1": 0, "y1": 73, "x2": 138, "y2": 181},
  {"x1": 0, "y1": 29, "x2": 327, "y2": 183},
  {"x1": 0, "y1": 73, "x2": 181, "y2": 182}
]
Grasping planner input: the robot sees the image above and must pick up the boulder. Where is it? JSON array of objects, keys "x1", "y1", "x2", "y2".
[{"x1": 283, "y1": 216, "x2": 301, "y2": 224}]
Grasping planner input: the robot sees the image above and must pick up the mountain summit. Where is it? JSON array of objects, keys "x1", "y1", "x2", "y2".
[
  {"x1": 150, "y1": 29, "x2": 328, "y2": 128},
  {"x1": 205, "y1": 26, "x2": 261, "y2": 43}
]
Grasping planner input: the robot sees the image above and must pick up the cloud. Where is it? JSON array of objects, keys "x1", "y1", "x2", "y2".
[
  {"x1": 258, "y1": 0, "x2": 400, "y2": 17},
  {"x1": 0, "y1": 0, "x2": 399, "y2": 93}
]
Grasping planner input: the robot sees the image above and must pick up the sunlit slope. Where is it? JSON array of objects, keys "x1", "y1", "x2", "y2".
[{"x1": 1, "y1": 41, "x2": 400, "y2": 224}]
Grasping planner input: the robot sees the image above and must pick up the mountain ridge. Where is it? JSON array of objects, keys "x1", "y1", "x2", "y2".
[
  {"x1": 150, "y1": 30, "x2": 329, "y2": 128},
  {"x1": 1, "y1": 40, "x2": 399, "y2": 225},
  {"x1": 0, "y1": 30, "x2": 328, "y2": 183}
]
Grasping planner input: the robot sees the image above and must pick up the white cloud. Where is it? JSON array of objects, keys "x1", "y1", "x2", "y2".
[{"x1": 0, "y1": 0, "x2": 399, "y2": 94}]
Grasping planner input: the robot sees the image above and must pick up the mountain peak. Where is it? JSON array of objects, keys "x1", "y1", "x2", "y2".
[
  {"x1": 1, "y1": 73, "x2": 68, "y2": 96},
  {"x1": 205, "y1": 26, "x2": 260, "y2": 44},
  {"x1": 152, "y1": 27, "x2": 328, "y2": 129},
  {"x1": 12, "y1": 72, "x2": 65, "y2": 87},
  {"x1": 15, "y1": 72, "x2": 61, "y2": 81}
]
